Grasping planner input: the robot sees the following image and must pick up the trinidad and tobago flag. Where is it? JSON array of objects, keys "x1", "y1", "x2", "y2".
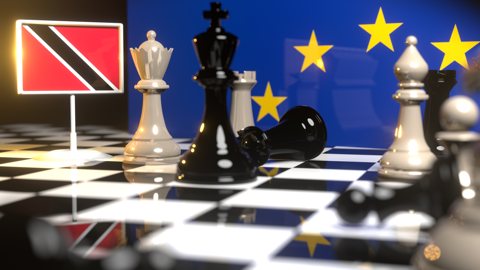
[{"x1": 16, "y1": 20, "x2": 123, "y2": 94}]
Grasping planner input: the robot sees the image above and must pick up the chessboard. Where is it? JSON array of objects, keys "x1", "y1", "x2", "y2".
[{"x1": 0, "y1": 124, "x2": 422, "y2": 270}]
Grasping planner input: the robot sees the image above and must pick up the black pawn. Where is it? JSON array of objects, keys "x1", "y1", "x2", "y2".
[
  {"x1": 176, "y1": 3, "x2": 255, "y2": 184},
  {"x1": 336, "y1": 154, "x2": 462, "y2": 224},
  {"x1": 238, "y1": 106, "x2": 327, "y2": 166},
  {"x1": 423, "y1": 70, "x2": 456, "y2": 155}
]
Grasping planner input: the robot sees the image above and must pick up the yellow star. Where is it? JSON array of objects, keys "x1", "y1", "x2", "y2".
[
  {"x1": 258, "y1": 167, "x2": 280, "y2": 177},
  {"x1": 431, "y1": 24, "x2": 480, "y2": 70},
  {"x1": 359, "y1": 7, "x2": 403, "y2": 52},
  {"x1": 293, "y1": 216, "x2": 331, "y2": 257},
  {"x1": 294, "y1": 31, "x2": 333, "y2": 72},
  {"x1": 252, "y1": 82, "x2": 287, "y2": 122}
]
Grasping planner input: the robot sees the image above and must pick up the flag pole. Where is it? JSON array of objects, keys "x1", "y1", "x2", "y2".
[{"x1": 70, "y1": 95, "x2": 77, "y2": 162}]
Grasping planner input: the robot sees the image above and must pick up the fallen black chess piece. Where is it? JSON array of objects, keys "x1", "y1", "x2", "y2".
[
  {"x1": 238, "y1": 106, "x2": 327, "y2": 166},
  {"x1": 335, "y1": 154, "x2": 462, "y2": 224}
]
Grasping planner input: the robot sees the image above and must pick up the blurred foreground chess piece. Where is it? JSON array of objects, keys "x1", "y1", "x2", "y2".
[
  {"x1": 124, "y1": 30, "x2": 181, "y2": 165},
  {"x1": 423, "y1": 70, "x2": 456, "y2": 155},
  {"x1": 0, "y1": 214, "x2": 70, "y2": 269},
  {"x1": 230, "y1": 71, "x2": 256, "y2": 132},
  {"x1": 337, "y1": 96, "x2": 478, "y2": 225},
  {"x1": 238, "y1": 106, "x2": 327, "y2": 166},
  {"x1": 379, "y1": 36, "x2": 436, "y2": 181},
  {"x1": 176, "y1": 3, "x2": 256, "y2": 183},
  {"x1": 0, "y1": 214, "x2": 177, "y2": 270},
  {"x1": 413, "y1": 95, "x2": 480, "y2": 270}
]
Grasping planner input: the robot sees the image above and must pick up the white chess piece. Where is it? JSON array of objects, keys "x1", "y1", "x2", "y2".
[
  {"x1": 412, "y1": 95, "x2": 480, "y2": 270},
  {"x1": 124, "y1": 30, "x2": 181, "y2": 164},
  {"x1": 230, "y1": 71, "x2": 256, "y2": 132},
  {"x1": 378, "y1": 36, "x2": 436, "y2": 181}
]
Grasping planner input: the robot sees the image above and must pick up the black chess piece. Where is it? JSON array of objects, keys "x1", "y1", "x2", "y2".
[
  {"x1": 238, "y1": 106, "x2": 327, "y2": 166},
  {"x1": 176, "y1": 2, "x2": 256, "y2": 184},
  {"x1": 0, "y1": 214, "x2": 71, "y2": 269},
  {"x1": 336, "y1": 154, "x2": 462, "y2": 224},
  {"x1": 423, "y1": 70, "x2": 456, "y2": 155}
]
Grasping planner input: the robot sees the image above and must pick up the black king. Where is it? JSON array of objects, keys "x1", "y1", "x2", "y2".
[{"x1": 176, "y1": 2, "x2": 256, "y2": 183}]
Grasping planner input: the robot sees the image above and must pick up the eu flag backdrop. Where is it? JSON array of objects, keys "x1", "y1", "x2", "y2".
[{"x1": 127, "y1": 0, "x2": 480, "y2": 148}]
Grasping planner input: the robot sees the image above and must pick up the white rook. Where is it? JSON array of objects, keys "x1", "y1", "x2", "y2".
[
  {"x1": 230, "y1": 71, "x2": 257, "y2": 132},
  {"x1": 379, "y1": 36, "x2": 436, "y2": 181}
]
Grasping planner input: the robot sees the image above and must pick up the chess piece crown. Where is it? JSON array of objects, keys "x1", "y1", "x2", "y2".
[
  {"x1": 130, "y1": 30, "x2": 173, "y2": 90},
  {"x1": 193, "y1": 2, "x2": 238, "y2": 84}
]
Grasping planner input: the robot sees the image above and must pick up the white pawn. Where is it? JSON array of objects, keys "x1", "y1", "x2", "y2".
[
  {"x1": 124, "y1": 30, "x2": 181, "y2": 164},
  {"x1": 230, "y1": 71, "x2": 257, "y2": 132},
  {"x1": 379, "y1": 36, "x2": 436, "y2": 181},
  {"x1": 437, "y1": 95, "x2": 480, "y2": 186},
  {"x1": 413, "y1": 96, "x2": 480, "y2": 270}
]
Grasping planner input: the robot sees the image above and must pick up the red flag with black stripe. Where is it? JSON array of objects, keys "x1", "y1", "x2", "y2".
[{"x1": 16, "y1": 20, "x2": 124, "y2": 94}]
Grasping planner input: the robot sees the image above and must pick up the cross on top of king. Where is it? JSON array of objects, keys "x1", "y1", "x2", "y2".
[{"x1": 203, "y1": 2, "x2": 228, "y2": 28}]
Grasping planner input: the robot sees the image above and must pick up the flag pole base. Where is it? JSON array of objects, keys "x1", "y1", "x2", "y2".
[{"x1": 34, "y1": 149, "x2": 112, "y2": 167}]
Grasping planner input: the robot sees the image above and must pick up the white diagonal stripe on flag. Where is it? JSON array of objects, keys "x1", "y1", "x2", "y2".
[
  {"x1": 69, "y1": 222, "x2": 97, "y2": 250},
  {"x1": 84, "y1": 222, "x2": 118, "y2": 257},
  {"x1": 23, "y1": 25, "x2": 95, "y2": 91},
  {"x1": 49, "y1": 26, "x2": 120, "y2": 92}
]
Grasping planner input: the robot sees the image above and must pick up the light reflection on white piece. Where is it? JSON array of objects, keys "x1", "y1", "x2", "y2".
[
  {"x1": 458, "y1": 171, "x2": 471, "y2": 187},
  {"x1": 462, "y1": 188, "x2": 476, "y2": 200}
]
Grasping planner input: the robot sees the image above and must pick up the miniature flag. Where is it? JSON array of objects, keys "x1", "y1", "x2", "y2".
[{"x1": 16, "y1": 20, "x2": 123, "y2": 94}]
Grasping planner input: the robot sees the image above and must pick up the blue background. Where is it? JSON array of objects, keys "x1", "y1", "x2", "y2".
[{"x1": 127, "y1": 0, "x2": 480, "y2": 148}]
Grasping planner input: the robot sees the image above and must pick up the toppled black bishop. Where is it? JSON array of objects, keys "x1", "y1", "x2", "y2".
[{"x1": 176, "y1": 2, "x2": 256, "y2": 184}]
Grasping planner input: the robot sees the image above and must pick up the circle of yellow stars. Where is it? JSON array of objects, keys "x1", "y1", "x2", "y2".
[{"x1": 252, "y1": 6, "x2": 480, "y2": 122}]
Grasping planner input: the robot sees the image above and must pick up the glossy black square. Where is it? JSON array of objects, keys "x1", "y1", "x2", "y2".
[
  {"x1": 31, "y1": 140, "x2": 67, "y2": 145},
  {"x1": 82, "y1": 161, "x2": 127, "y2": 171},
  {"x1": 91, "y1": 173, "x2": 130, "y2": 183},
  {"x1": 359, "y1": 171, "x2": 379, "y2": 181},
  {"x1": 256, "y1": 178, "x2": 352, "y2": 192},
  {"x1": 0, "y1": 179, "x2": 71, "y2": 192},
  {"x1": 96, "y1": 172, "x2": 176, "y2": 185},
  {"x1": 191, "y1": 206, "x2": 314, "y2": 227},
  {"x1": 275, "y1": 234, "x2": 417, "y2": 265},
  {"x1": 172, "y1": 259, "x2": 247, "y2": 270},
  {"x1": 0, "y1": 157, "x2": 26, "y2": 164},
  {"x1": 0, "y1": 196, "x2": 111, "y2": 217},
  {"x1": 324, "y1": 148, "x2": 386, "y2": 156},
  {"x1": 296, "y1": 161, "x2": 374, "y2": 170},
  {"x1": 0, "y1": 167, "x2": 49, "y2": 177},
  {"x1": 27, "y1": 145, "x2": 71, "y2": 151},
  {"x1": 162, "y1": 187, "x2": 240, "y2": 202}
]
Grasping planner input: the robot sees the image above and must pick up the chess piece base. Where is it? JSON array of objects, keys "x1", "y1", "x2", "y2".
[
  {"x1": 378, "y1": 149, "x2": 436, "y2": 181},
  {"x1": 134, "y1": 80, "x2": 169, "y2": 91},
  {"x1": 124, "y1": 139, "x2": 181, "y2": 165},
  {"x1": 412, "y1": 200, "x2": 480, "y2": 270},
  {"x1": 377, "y1": 168, "x2": 430, "y2": 181}
]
